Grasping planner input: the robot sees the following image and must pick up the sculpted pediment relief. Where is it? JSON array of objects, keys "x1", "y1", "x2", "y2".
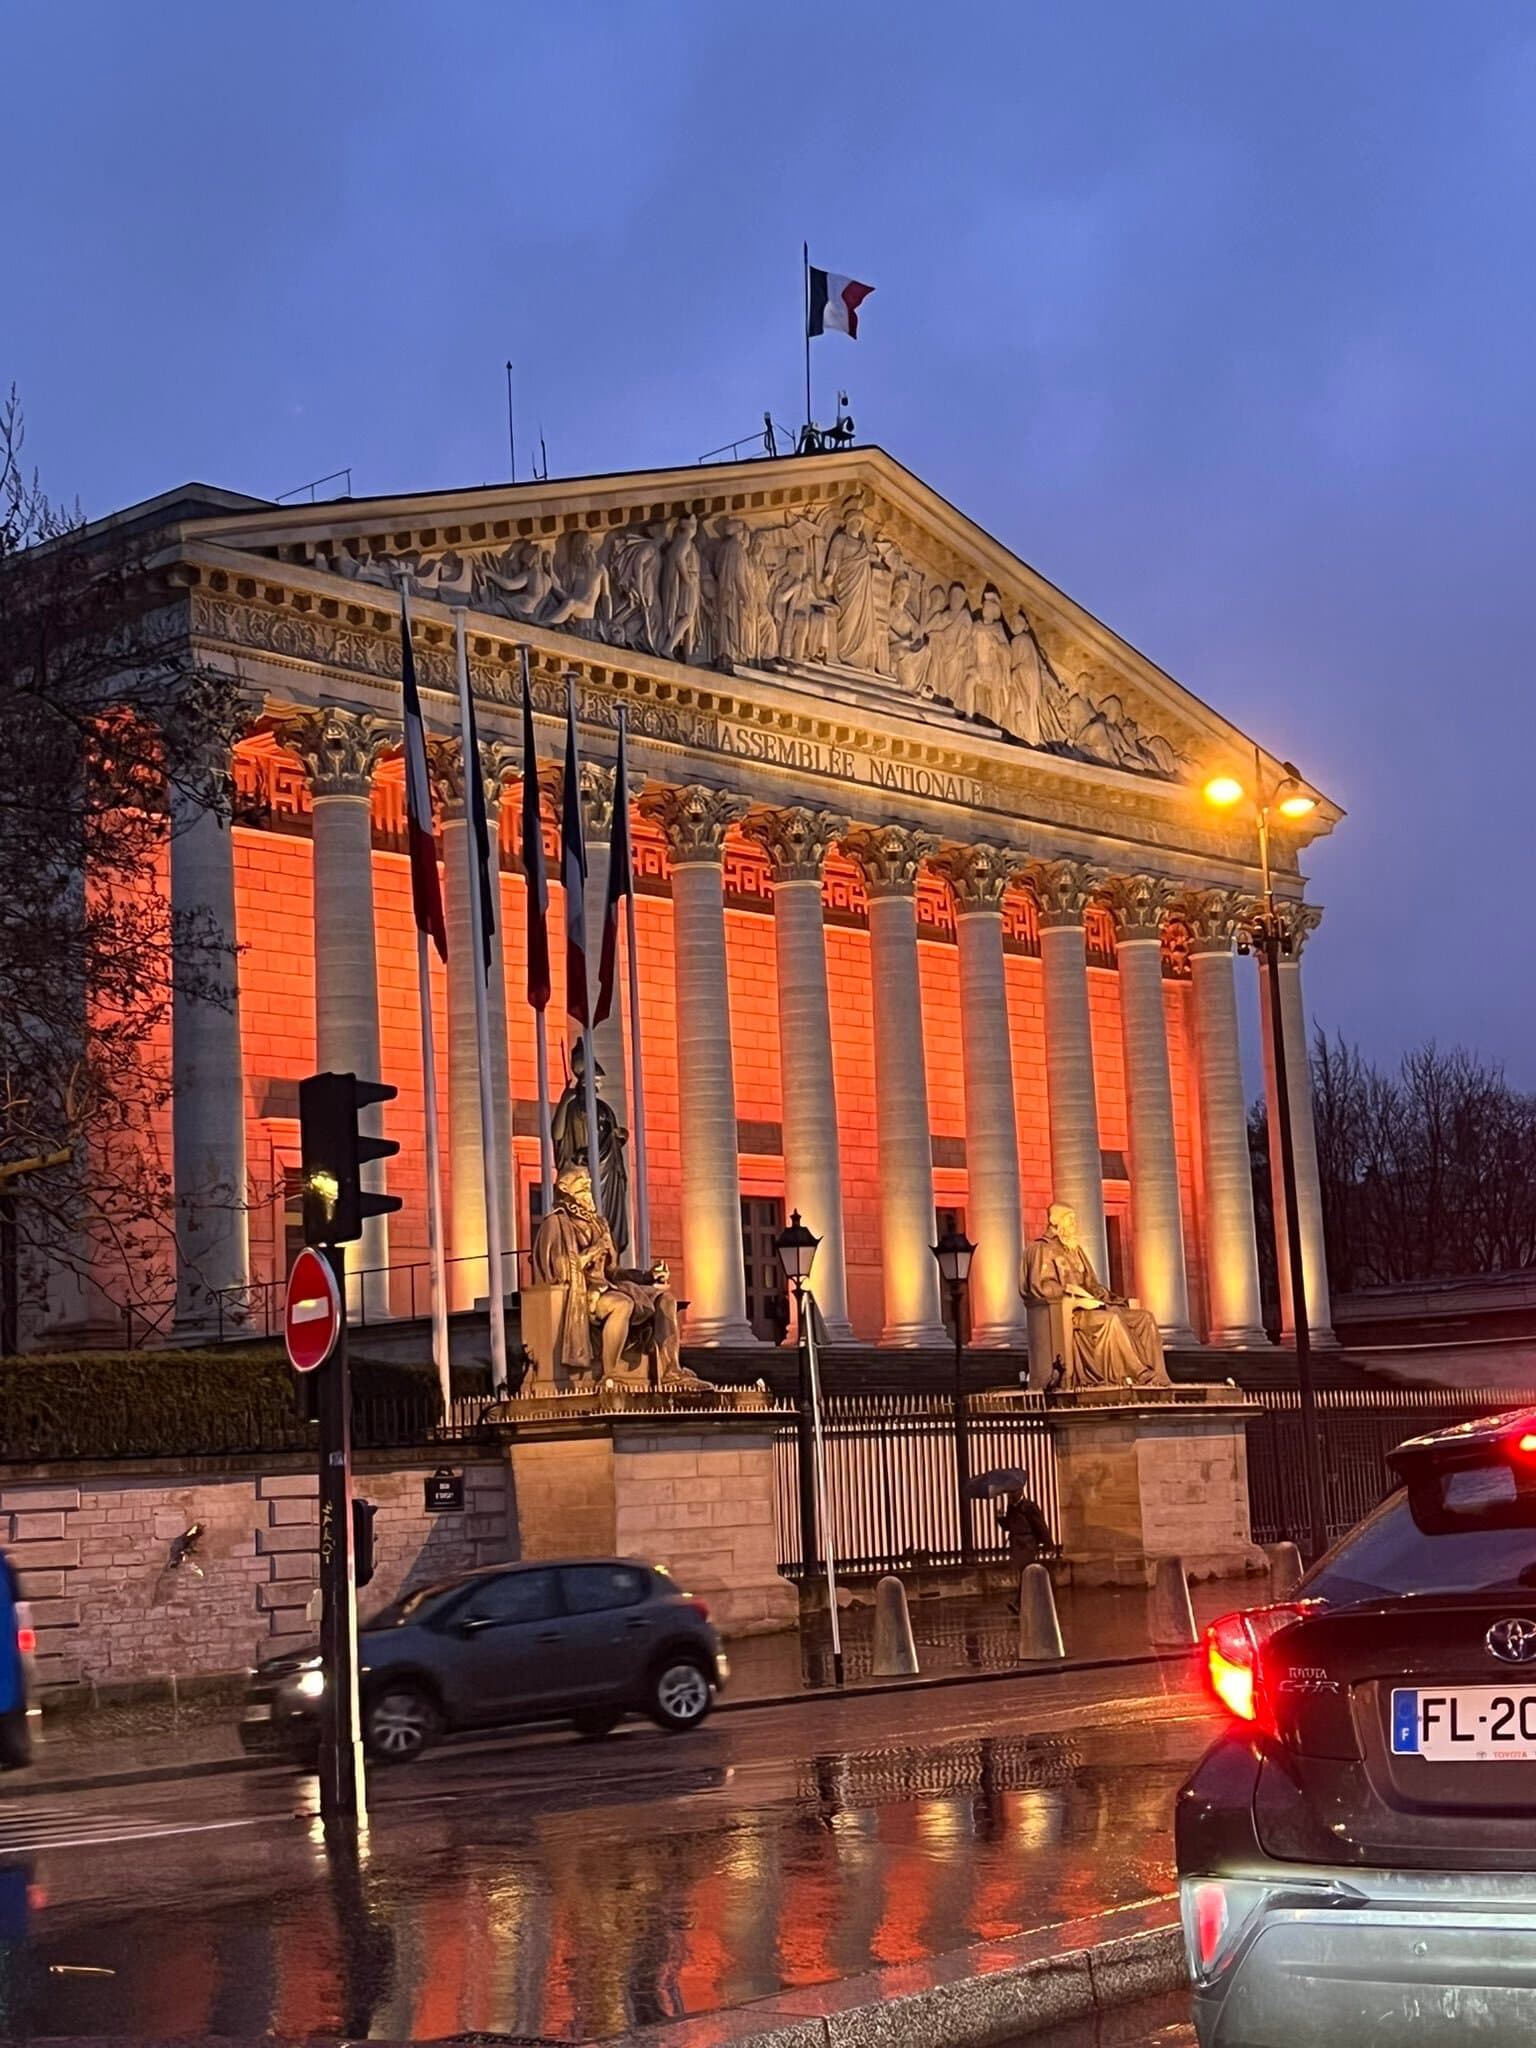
[{"x1": 298, "y1": 484, "x2": 1194, "y2": 785}]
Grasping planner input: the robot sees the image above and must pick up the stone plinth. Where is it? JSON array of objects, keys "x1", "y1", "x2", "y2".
[
  {"x1": 1047, "y1": 1400, "x2": 1266, "y2": 1585},
  {"x1": 505, "y1": 1419, "x2": 797, "y2": 1637}
]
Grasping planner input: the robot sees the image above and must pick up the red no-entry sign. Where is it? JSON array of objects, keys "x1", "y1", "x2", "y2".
[{"x1": 284, "y1": 1246, "x2": 343, "y2": 1373}]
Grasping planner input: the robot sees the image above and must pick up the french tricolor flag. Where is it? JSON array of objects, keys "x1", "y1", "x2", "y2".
[
  {"x1": 807, "y1": 265, "x2": 874, "y2": 340},
  {"x1": 399, "y1": 590, "x2": 447, "y2": 961},
  {"x1": 561, "y1": 682, "x2": 589, "y2": 1031}
]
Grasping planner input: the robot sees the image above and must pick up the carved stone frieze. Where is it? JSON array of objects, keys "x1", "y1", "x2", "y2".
[
  {"x1": 930, "y1": 842, "x2": 1018, "y2": 914},
  {"x1": 276, "y1": 706, "x2": 398, "y2": 799},
  {"x1": 638, "y1": 784, "x2": 749, "y2": 865},
  {"x1": 841, "y1": 824, "x2": 940, "y2": 899},
  {"x1": 1023, "y1": 856, "x2": 1108, "y2": 928},
  {"x1": 1098, "y1": 872, "x2": 1185, "y2": 939},
  {"x1": 742, "y1": 807, "x2": 849, "y2": 883}
]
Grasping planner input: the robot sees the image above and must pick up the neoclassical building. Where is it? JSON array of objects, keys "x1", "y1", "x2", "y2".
[{"x1": 73, "y1": 448, "x2": 1342, "y2": 1354}]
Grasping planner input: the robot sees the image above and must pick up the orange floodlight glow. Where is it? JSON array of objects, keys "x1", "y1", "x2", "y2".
[{"x1": 1203, "y1": 774, "x2": 1245, "y2": 808}]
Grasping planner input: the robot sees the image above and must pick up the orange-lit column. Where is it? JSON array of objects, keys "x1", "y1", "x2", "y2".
[
  {"x1": 641, "y1": 784, "x2": 757, "y2": 1346},
  {"x1": 169, "y1": 748, "x2": 250, "y2": 1329},
  {"x1": 1183, "y1": 889, "x2": 1268, "y2": 1346},
  {"x1": 844, "y1": 825, "x2": 947, "y2": 1347},
  {"x1": 1026, "y1": 858, "x2": 1110, "y2": 1281},
  {"x1": 1259, "y1": 902, "x2": 1336, "y2": 1345},
  {"x1": 579, "y1": 762, "x2": 631, "y2": 1218},
  {"x1": 1101, "y1": 874, "x2": 1198, "y2": 1345},
  {"x1": 745, "y1": 806, "x2": 854, "y2": 1341},
  {"x1": 281, "y1": 707, "x2": 397, "y2": 1316},
  {"x1": 933, "y1": 843, "x2": 1027, "y2": 1347}
]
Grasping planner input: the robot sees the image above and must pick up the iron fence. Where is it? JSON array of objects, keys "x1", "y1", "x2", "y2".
[
  {"x1": 1245, "y1": 1385, "x2": 1524, "y2": 1546},
  {"x1": 772, "y1": 1392, "x2": 1058, "y2": 1578}
]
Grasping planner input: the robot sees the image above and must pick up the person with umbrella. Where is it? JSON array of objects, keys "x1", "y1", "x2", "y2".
[{"x1": 966, "y1": 1468, "x2": 1057, "y2": 1611}]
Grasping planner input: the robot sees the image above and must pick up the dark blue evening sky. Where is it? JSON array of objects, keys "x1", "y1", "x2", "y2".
[{"x1": 9, "y1": 1, "x2": 1535, "y2": 1081}]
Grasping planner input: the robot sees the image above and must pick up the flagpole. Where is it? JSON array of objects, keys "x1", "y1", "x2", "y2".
[
  {"x1": 456, "y1": 613, "x2": 510, "y2": 1392},
  {"x1": 415, "y1": 925, "x2": 452, "y2": 1413},
  {"x1": 565, "y1": 673, "x2": 606, "y2": 1229},
  {"x1": 618, "y1": 706, "x2": 651, "y2": 1267},
  {"x1": 802, "y1": 240, "x2": 812, "y2": 438}
]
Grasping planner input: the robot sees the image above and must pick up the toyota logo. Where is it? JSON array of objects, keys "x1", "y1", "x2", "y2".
[{"x1": 1487, "y1": 1618, "x2": 1536, "y2": 1664}]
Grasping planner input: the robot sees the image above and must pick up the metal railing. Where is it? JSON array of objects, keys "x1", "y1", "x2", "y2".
[
  {"x1": 771, "y1": 1392, "x2": 1058, "y2": 1579},
  {"x1": 1245, "y1": 1385, "x2": 1525, "y2": 1546}
]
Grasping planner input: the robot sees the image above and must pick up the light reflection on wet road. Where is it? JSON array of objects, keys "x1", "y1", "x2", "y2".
[{"x1": 0, "y1": 1665, "x2": 1212, "y2": 2041}]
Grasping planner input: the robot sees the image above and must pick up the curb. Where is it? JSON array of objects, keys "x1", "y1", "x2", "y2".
[{"x1": 6, "y1": 1648, "x2": 1200, "y2": 1803}]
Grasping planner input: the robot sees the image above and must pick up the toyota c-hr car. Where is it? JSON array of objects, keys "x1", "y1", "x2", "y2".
[
  {"x1": 240, "y1": 1556, "x2": 727, "y2": 1762},
  {"x1": 1177, "y1": 1406, "x2": 1536, "y2": 2045}
]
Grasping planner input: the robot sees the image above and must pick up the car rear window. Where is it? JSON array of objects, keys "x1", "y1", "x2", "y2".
[
  {"x1": 1304, "y1": 1459, "x2": 1536, "y2": 1606},
  {"x1": 562, "y1": 1564, "x2": 649, "y2": 1613}
]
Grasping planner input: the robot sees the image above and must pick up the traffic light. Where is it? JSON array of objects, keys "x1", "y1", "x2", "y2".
[
  {"x1": 352, "y1": 1498, "x2": 377, "y2": 1589},
  {"x1": 299, "y1": 1072, "x2": 401, "y2": 1246}
]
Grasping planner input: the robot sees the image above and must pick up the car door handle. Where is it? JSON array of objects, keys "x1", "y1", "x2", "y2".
[
  {"x1": 623, "y1": 1619, "x2": 649, "y2": 1632},
  {"x1": 534, "y1": 1630, "x2": 563, "y2": 1645}
]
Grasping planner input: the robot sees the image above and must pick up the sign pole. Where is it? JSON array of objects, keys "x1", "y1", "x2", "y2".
[{"x1": 317, "y1": 1243, "x2": 366, "y2": 1827}]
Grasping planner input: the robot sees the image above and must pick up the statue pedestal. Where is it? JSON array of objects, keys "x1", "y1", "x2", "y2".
[{"x1": 1047, "y1": 1398, "x2": 1266, "y2": 1586}]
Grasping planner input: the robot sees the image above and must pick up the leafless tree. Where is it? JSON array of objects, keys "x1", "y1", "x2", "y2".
[{"x1": 0, "y1": 388, "x2": 245, "y2": 1347}]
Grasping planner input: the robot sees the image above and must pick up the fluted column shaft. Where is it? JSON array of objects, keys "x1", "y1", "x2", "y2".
[
  {"x1": 1029, "y1": 860, "x2": 1109, "y2": 1281},
  {"x1": 847, "y1": 826, "x2": 946, "y2": 1347},
  {"x1": 170, "y1": 775, "x2": 250, "y2": 1328},
  {"x1": 441, "y1": 801, "x2": 514, "y2": 1309},
  {"x1": 1103, "y1": 878, "x2": 1197, "y2": 1344},
  {"x1": 747, "y1": 809, "x2": 853, "y2": 1341},
  {"x1": 937, "y1": 847, "x2": 1025, "y2": 1346},
  {"x1": 1260, "y1": 927, "x2": 1335, "y2": 1345},
  {"x1": 644, "y1": 786, "x2": 756, "y2": 1346},
  {"x1": 1187, "y1": 905, "x2": 1267, "y2": 1346},
  {"x1": 578, "y1": 764, "x2": 631, "y2": 1235}
]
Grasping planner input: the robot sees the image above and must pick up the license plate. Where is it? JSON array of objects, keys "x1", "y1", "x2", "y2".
[
  {"x1": 242, "y1": 1703, "x2": 273, "y2": 1723},
  {"x1": 1392, "y1": 1687, "x2": 1536, "y2": 1760}
]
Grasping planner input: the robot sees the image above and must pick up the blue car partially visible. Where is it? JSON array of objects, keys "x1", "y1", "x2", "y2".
[{"x1": 0, "y1": 1552, "x2": 34, "y2": 1770}]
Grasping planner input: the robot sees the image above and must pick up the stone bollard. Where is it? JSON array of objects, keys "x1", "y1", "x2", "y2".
[
  {"x1": 1150, "y1": 1555, "x2": 1198, "y2": 1646},
  {"x1": 871, "y1": 1575, "x2": 920, "y2": 1677},
  {"x1": 1016, "y1": 1563, "x2": 1065, "y2": 1661},
  {"x1": 1264, "y1": 1542, "x2": 1304, "y2": 1601}
]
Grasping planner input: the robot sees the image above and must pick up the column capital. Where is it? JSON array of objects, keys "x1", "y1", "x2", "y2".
[
  {"x1": 742, "y1": 806, "x2": 849, "y2": 882},
  {"x1": 578, "y1": 761, "x2": 618, "y2": 841},
  {"x1": 277, "y1": 706, "x2": 397, "y2": 799},
  {"x1": 639, "y1": 782, "x2": 749, "y2": 864},
  {"x1": 930, "y1": 841, "x2": 1017, "y2": 914},
  {"x1": 1023, "y1": 856, "x2": 1107, "y2": 928},
  {"x1": 1177, "y1": 886, "x2": 1261, "y2": 955},
  {"x1": 425, "y1": 734, "x2": 505, "y2": 821},
  {"x1": 1280, "y1": 900, "x2": 1324, "y2": 955},
  {"x1": 841, "y1": 823, "x2": 939, "y2": 899},
  {"x1": 1099, "y1": 872, "x2": 1184, "y2": 939}
]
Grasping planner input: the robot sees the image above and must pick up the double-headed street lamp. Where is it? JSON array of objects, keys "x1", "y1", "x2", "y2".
[
  {"x1": 932, "y1": 1226, "x2": 977, "y2": 1567},
  {"x1": 1204, "y1": 749, "x2": 1329, "y2": 1560}
]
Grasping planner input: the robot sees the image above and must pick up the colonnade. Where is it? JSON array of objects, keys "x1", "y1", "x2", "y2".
[{"x1": 168, "y1": 708, "x2": 1333, "y2": 1350}]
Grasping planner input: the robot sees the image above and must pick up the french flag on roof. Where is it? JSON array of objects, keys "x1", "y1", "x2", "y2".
[{"x1": 807, "y1": 265, "x2": 874, "y2": 340}]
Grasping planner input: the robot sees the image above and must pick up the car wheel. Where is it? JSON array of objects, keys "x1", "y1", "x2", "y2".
[
  {"x1": 649, "y1": 1656, "x2": 712, "y2": 1731},
  {"x1": 572, "y1": 1708, "x2": 622, "y2": 1740},
  {"x1": 363, "y1": 1683, "x2": 443, "y2": 1763}
]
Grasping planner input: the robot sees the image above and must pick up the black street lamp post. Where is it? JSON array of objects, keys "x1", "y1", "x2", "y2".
[
  {"x1": 775, "y1": 1209, "x2": 821, "y2": 1577},
  {"x1": 933, "y1": 1226, "x2": 977, "y2": 1567}
]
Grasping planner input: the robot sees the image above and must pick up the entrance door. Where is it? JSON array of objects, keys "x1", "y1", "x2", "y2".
[{"x1": 740, "y1": 1197, "x2": 787, "y2": 1343}]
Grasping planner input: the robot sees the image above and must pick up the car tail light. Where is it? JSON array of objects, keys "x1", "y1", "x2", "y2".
[
  {"x1": 15, "y1": 1602, "x2": 35, "y2": 1657},
  {"x1": 1204, "y1": 1603, "x2": 1308, "y2": 1729},
  {"x1": 684, "y1": 1598, "x2": 710, "y2": 1621},
  {"x1": 1191, "y1": 1882, "x2": 1228, "y2": 1970},
  {"x1": 1180, "y1": 1878, "x2": 1273, "y2": 1985}
]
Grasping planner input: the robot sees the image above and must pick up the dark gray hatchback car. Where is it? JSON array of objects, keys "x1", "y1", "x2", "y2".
[{"x1": 240, "y1": 1557, "x2": 727, "y2": 1762}]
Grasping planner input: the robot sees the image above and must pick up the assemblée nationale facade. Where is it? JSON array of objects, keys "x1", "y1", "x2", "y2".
[{"x1": 66, "y1": 447, "x2": 1341, "y2": 1355}]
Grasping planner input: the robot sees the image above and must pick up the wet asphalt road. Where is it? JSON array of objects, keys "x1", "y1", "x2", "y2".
[{"x1": 0, "y1": 1662, "x2": 1213, "y2": 2041}]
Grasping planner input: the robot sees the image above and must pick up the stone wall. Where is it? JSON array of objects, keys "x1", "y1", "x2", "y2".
[
  {"x1": 1, "y1": 1456, "x2": 512, "y2": 1693},
  {"x1": 610, "y1": 1429, "x2": 797, "y2": 1635},
  {"x1": 509, "y1": 1436, "x2": 617, "y2": 1560}
]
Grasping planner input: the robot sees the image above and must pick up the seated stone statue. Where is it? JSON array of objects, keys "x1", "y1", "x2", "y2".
[
  {"x1": 530, "y1": 1163, "x2": 684, "y2": 1384},
  {"x1": 1021, "y1": 1203, "x2": 1170, "y2": 1390}
]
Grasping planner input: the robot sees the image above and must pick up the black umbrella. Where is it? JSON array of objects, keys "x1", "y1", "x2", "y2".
[{"x1": 964, "y1": 1466, "x2": 1030, "y2": 1500}]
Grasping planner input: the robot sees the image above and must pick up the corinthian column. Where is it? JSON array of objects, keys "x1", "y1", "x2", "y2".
[
  {"x1": 931, "y1": 844, "x2": 1027, "y2": 1347},
  {"x1": 431, "y1": 737, "x2": 515, "y2": 1310},
  {"x1": 743, "y1": 807, "x2": 854, "y2": 1341},
  {"x1": 280, "y1": 707, "x2": 397, "y2": 1318},
  {"x1": 1025, "y1": 857, "x2": 1110, "y2": 1281},
  {"x1": 577, "y1": 761, "x2": 631, "y2": 1211},
  {"x1": 170, "y1": 748, "x2": 250, "y2": 1330},
  {"x1": 1260, "y1": 903, "x2": 1336, "y2": 1345},
  {"x1": 640, "y1": 784, "x2": 757, "y2": 1345},
  {"x1": 843, "y1": 824, "x2": 947, "y2": 1346},
  {"x1": 1100, "y1": 874, "x2": 1198, "y2": 1345},
  {"x1": 1181, "y1": 889, "x2": 1267, "y2": 1346}
]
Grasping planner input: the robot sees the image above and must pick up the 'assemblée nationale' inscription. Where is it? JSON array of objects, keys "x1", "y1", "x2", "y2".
[{"x1": 712, "y1": 717, "x2": 984, "y2": 807}]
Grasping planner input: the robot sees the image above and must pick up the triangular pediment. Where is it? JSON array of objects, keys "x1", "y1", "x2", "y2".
[{"x1": 178, "y1": 448, "x2": 1337, "y2": 817}]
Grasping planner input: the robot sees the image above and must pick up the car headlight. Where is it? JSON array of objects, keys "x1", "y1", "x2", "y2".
[{"x1": 294, "y1": 1670, "x2": 325, "y2": 1700}]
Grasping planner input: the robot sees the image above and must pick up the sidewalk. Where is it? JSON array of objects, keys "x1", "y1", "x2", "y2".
[{"x1": 6, "y1": 1574, "x2": 1238, "y2": 1800}]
